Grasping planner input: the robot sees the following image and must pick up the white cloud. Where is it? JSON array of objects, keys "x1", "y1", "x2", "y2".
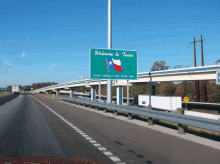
[
  {"x1": 21, "y1": 52, "x2": 25, "y2": 58},
  {"x1": 50, "y1": 62, "x2": 58, "y2": 67},
  {"x1": 77, "y1": 74, "x2": 80, "y2": 75},
  {"x1": 1, "y1": 58, "x2": 22, "y2": 74},
  {"x1": 3, "y1": 58, "x2": 15, "y2": 67},
  {"x1": 79, "y1": 76, "x2": 83, "y2": 78},
  {"x1": 47, "y1": 62, "x2": 59, "y2": 72}
]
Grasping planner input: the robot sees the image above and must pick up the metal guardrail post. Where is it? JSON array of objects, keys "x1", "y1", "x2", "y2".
[
  {"x1": 104, "y1": 108, "x2": 107, "y2": 113},
  {"x1": 114, "y1": 111, "x2": 118, "y2": 116},
  {"x1": 178, "y1": 123, "x2": 185, "y2": 134},
  {"x1": 128, "y1": 113, "x2": 133, "y2": 120},
  {"x1": 148, "y1": 117, "x2": 154, "y2": 125}
]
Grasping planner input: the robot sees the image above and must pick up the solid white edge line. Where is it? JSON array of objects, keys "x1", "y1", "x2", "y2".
[{"x1": 30, "y1": 95, "x2": 124, "y2": 163}]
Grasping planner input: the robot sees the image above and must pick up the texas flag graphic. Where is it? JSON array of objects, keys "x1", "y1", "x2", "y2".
[{"x1": 105, "y1": 58, "x2": 123, "y2": 73}]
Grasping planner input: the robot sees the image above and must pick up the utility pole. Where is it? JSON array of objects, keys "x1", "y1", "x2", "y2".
[
  {"x1": 190, "y1": 37, "x2": 200, "y2": 102},
  {"x1": 198, "y1": 35, "x2": 206, "y2": 102},
  {"x1": 199, "y1": 35, "x2": 205, "y2": 66}
]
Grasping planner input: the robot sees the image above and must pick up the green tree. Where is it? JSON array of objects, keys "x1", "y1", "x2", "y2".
[
  {"x1": 162, "y1": 82, "x2": 176, "y2": 96},
  {"x1": 215, "y1": 59, "x2": 220, "y2": 65},
  {"x1": 150, "y1": 61, "x2": 170, "y2": 71},
  {"x1": 208, "y1": 81, "x2": 220, "y2": 103}
]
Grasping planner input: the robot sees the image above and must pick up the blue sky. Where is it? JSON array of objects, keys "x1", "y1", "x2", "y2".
[{"x1": 1, "y1": 0, "x2": 220, "y2": 87}]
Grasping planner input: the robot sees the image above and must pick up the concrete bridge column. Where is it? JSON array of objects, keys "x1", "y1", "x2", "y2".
[
  {"x1": 91, "y1": 87, "x2": 96, "y2": 101},
  {"x1": 56, "y1": 90, "x2": 59, "y2": 96},
  {"x1": 117, "y1": 86, "x2": 123, "y2": 105},
  {"x1": 70, "y1": 89, "x2": 73, "y2": 98}
]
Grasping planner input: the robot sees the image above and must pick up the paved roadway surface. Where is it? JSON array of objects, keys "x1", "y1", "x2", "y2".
[
  {"x1": 0, "y1": 94, "x2": 19, "y2": 106},
  {"x1": 0, "y1": 94, "x2": 220, "y2": 164}
]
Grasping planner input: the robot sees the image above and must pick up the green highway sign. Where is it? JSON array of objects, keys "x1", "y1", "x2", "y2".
[{"x1": 90, "y1": 48, "x2": 137, "y2": 80}]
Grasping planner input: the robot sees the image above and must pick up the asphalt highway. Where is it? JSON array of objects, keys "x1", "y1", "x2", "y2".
[
  {"x1": 0, "y1": 94, "x2": 220, "y2": 164},
  {"x1": 0, "y1": 94, "x2": 19, "y2": 106}
]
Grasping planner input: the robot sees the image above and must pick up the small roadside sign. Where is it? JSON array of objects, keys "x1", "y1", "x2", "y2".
[
  {"x1": 184, "y1": 96, "x2": 189, "y2": 103},
  {"x1": 183, "y1": 96, "x2": 189, "y2": 110},
  {"x1": 31, "y1": 88, "x2": 33, "y2": 90}
]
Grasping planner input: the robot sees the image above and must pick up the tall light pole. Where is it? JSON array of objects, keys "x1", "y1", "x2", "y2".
[{"x1": 107, "y1": 0, "x2": 112, "y2": 103}]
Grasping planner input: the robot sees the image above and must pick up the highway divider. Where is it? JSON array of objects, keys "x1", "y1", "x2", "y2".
[{"x1": 58, "y1": 97, "x2": 220, "y2": 135}]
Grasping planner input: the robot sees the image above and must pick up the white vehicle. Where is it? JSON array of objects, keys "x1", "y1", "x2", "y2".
[
  {"x1": 12, "y1": 85, "x2": 20, "y2": 95},
  {"x1": 133, "y1": 95, "x2": 182, "y2": 112}
]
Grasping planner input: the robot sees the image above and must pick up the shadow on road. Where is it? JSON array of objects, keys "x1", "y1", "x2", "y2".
[{"x1": 0, "y1": 94, "x2": 19, "y2": 106}]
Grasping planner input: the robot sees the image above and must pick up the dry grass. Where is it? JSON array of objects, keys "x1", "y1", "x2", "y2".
[
  {"x1": 37, "y1": 94, "x2": 69, "y2": 101},
  {"x1": 0, "y1": 92, "x2": 10, "y2": 98}
]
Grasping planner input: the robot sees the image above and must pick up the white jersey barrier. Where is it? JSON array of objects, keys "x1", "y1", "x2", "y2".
[{"x1": 138, "y1": 95, "x2": 182, "y2": 111}]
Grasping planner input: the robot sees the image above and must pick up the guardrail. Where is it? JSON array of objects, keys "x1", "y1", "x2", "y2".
[{"x1": 58, "y1": 97, "x2": 220, "y2": 134}]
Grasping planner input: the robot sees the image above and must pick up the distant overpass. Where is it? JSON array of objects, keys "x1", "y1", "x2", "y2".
[{"x1": 31, "y1": 64, "x2": 220, "y2": 103}]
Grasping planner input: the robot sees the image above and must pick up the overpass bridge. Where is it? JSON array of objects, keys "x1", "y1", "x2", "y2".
[{"x1": 31, "y1": 64, "x2": 220, "y2": 105}]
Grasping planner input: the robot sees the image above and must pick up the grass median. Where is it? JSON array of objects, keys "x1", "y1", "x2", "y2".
[
  {"x1": 0, "y1": 92, "x2": 11, "y2": 98},
  {"x1": 36, "y1": 93, "x2": 70, "y2": 101}
]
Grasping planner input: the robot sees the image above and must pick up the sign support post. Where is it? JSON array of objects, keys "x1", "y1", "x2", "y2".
[
  {"x1": 99, "y1": 79, "x2": 101, "y2": 101},
  {"x1": 127, "y1": 80, "x2": 129, "y2": 105},
  {"x1": 107, "y1": 0, "x2": 112, "y2": 104}
]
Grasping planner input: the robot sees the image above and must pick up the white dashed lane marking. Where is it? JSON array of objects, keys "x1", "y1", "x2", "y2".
[
  {"x1": 93, "y1": 143, "x2": 101, "y2": 147},
  {"x1": 89, "y1": 140, "x2": 97, "y2": 143},
  {"x1": 109, "y1": 156, "x2": 121, "y2": 162},
  {"x1": 103, "y1": 151, "x2": 113, "y2": 156},
  {"x1": 98, "y1": 147, "x2": 107, "y2": 151},
  {"x1": 30, "y1": 96, "x2": 125, "y2": 164}
]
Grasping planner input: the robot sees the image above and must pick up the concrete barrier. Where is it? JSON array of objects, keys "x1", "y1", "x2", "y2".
[{"x1": 184, "y1": 110, "x2": 220, "y2": 120}]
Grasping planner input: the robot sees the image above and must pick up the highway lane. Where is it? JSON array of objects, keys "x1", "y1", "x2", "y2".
[
  {"x1": 0, "y1": 94, "x2": 19, "y2": 106},
  {"x1": 0, "y1": 94, "x2": 113, "y2": 164},
  {"x1": 32, "y1": 94, "x2": 220, "y2": 164}
]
